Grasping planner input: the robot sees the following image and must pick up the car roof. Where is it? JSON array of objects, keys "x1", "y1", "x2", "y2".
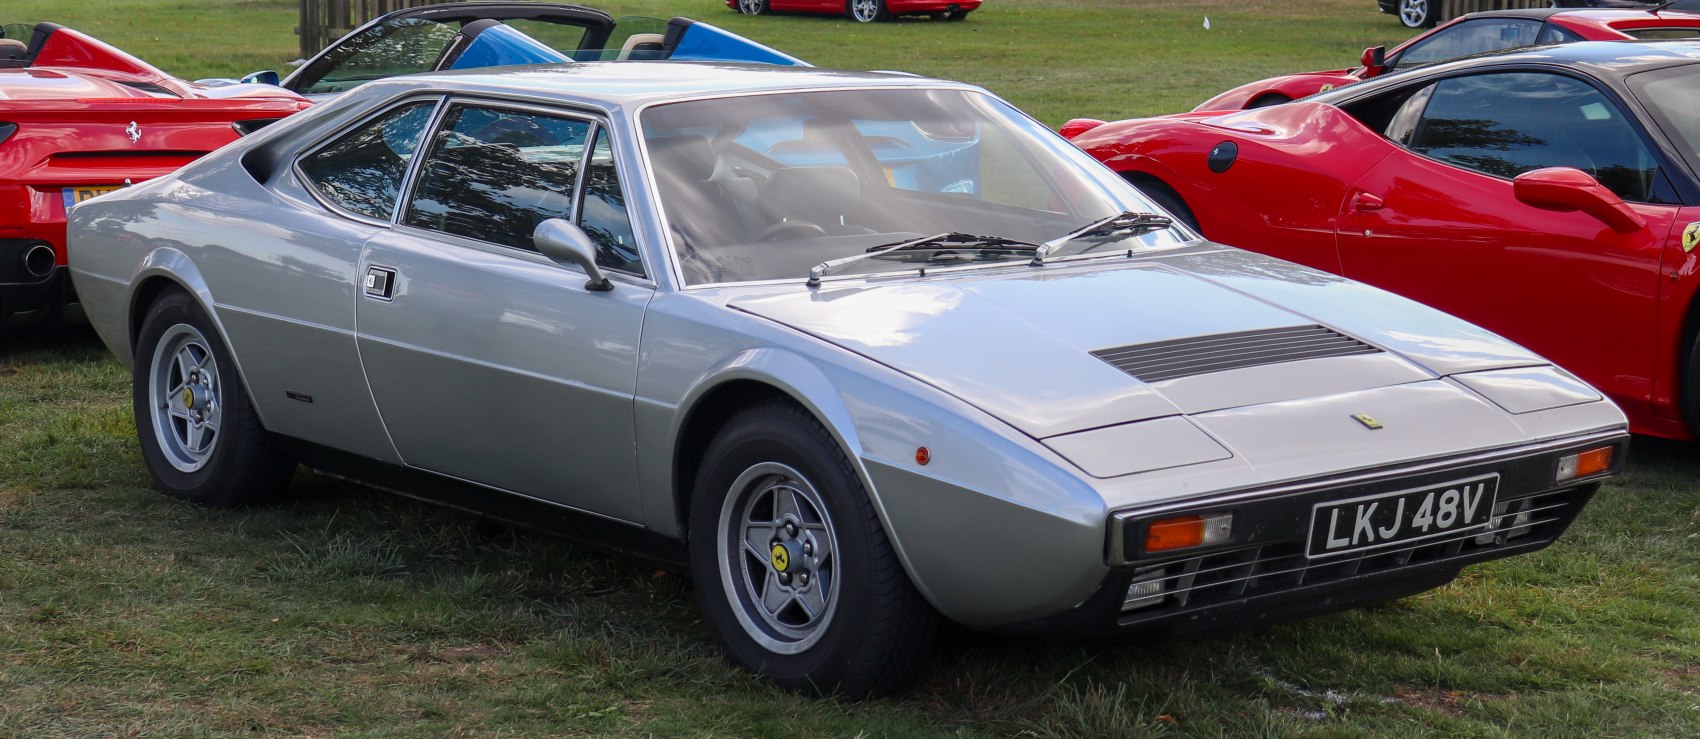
[
  {"x1": 359, "y1": 61, "x2": 975, "y2": 109},
  {"x1": 1313, "y1": 39, "x2": 1700, "y2": 105}
]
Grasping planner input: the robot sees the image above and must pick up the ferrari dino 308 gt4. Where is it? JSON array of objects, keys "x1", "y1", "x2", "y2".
[{"x1": 70, "y1": 62, "x2": 1626, "y2": 695}]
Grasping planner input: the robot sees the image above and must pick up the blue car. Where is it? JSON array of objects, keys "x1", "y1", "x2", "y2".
[{"x1": 236, "y1": 2, "x2": 807, "y2": 99}]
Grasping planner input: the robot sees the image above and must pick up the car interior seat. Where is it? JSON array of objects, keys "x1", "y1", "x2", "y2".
[
  {"x1": 0, "y1": 38, "x2": 28, "y2": 68},
  {"x1": 760, "y1": 166, "x2": 873, "y2": 236}
]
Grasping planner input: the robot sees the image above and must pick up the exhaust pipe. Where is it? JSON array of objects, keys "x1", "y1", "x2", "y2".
[{"x1": 21, "y1": 243, "x2": 55, "y2": 279}]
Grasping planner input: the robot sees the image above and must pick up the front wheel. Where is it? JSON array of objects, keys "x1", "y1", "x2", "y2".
[
  {"x1": 689, "y1": 401, "x2": 937, "y2": 696},
  {"x1": 1398, "y1": 0, "x2": 1434, "y2": 28},
  {"x1": 737, "y1": 0, "x2": 769, "y2": 15},
  {"x1": 848, "y1": 0, "x2": 890, "y2": 23},
  {"x1": 133, "y1": 289, "x2": 294, "y2": 507}
]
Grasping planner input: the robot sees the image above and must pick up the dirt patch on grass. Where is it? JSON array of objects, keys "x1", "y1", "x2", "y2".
[{"x1": 1389, "y1": 687, "x2": 1474, "y2": 717}]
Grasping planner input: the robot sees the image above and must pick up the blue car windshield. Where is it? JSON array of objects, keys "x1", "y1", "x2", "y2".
[{"x1": 640, "y1": 88, "x2": 1186, "y2": 285}]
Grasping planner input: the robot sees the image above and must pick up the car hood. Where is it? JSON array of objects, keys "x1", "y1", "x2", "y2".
[{"x1": 730, "y1": 246, "x2": 1548, "y2": 439}]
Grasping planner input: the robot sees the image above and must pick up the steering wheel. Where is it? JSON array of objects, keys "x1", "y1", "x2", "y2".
[
  {"x1": 473, "y1": 117, "x2": 558, "y2": 148},
  {"x1": 758, "y1": 220, "x2": 828, "y2": 242}
]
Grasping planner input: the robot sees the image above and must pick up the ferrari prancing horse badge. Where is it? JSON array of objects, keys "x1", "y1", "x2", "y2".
[{"x1": 1684, "y1": 222, "x2": 1700, "y2": 253}]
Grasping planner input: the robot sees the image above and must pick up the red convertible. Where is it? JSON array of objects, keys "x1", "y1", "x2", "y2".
[
  {"x1": 0, "y1": 22, "x2": 309, "y2": 331},
  {"x1": 1196, "y1": 8, "x2": 1700, "y2": 111},
  {"x1": 1064, "y1": 41, "x2": 1700, "y2": 440}
]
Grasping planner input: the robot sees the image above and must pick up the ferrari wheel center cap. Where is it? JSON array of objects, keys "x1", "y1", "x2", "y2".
[
  {"x1": 770, "y1": 541, "x2": 793, "y2": 573},
  {"x1": 182, "y1": 384, "x2": 210, "y2": 410}
]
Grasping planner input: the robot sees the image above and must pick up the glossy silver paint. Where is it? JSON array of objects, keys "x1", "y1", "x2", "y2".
[{"x1": 69, "y1": 63, "x2": 1628, "y2": 627}]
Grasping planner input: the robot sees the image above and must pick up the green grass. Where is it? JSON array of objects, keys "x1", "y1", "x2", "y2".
[{"x1": 3, "y1": 0, "x2": 1699, "y2": 735}]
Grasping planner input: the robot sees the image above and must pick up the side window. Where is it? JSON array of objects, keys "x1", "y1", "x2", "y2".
[
  {"x1": 1394, "y1": 19, "x2": 1543, "y2": 68},
  {"x1": 1404, "y1": 73, "x2": 1662, "y2": 203},
  {"x1": 301, "y1": 18, "x2": 459, "y2": 96},
  {"x1": 1535, "y1": 23, "x2": 1586, "y2": 46},
  {"x1": 404, "y1": 105, "x2": 591, "y2": 252},
  {"x1": 580, "y1": 128, "x2": 642, "y2": 274},
  {"x1": 298, "y1": 100, "x2": 437, "y2": 220}
]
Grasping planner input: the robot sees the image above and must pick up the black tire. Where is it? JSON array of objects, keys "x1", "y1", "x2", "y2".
[
  {"x1": 736, "y1": 0, "x2": 770, "y2": 16},
  {"x1": 132, "y1": 289, "x2": 294, "y2": 507},
  {"x1": 688, "y1": 400, "x2": 937, "y2": 697},
  {"x1": 1125, "y1": 175, "x2": 1202, "y2": 233},
  {"x1": 1246, "y1": 93, "x2": 1292, "y2": 109},
  {"x1": 847, "y1": 0, "x2": 891, "y2": 23},
  {"x1": 945, "y1": 9, "x2": 970, "y2": 20}
]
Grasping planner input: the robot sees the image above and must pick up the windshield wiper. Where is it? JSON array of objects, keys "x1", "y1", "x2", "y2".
[
  {"x1": 806, "y1": 232, "x2": 1039, "y2": 286},
  {"x1": 1030, "y1": 211, "x2": 1174, "y2": 265}
]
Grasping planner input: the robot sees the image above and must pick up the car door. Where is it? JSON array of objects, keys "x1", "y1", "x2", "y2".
[
  {"x1": 356, "y1": 100, "x2": 652, "y2": 522},
  {"x1": 1335, "y1": 71, "x2": 1682, "y2": 419}
]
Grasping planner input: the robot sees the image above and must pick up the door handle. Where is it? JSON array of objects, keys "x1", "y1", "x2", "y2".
[
  {"x1": 364, "y1": 265, "x2": 396, "y2": 301},
  {"x1": 1352, "y1": 192, "x2": 1385, "y2": 211}
]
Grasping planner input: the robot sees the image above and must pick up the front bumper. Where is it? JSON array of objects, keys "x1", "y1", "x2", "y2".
[{"x1": 1003, "y1": 430, "x2": 1626, "y2": 636}]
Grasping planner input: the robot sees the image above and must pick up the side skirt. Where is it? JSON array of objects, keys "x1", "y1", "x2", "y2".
[{"x1": 283, "y1": 438, "x2": 690, "y2": 571}]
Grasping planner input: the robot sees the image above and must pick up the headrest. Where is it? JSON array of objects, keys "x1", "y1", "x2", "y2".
[
  {"x1": 648, "y1": 135, "x2": 717, "y2": 182},
  {"x1": 0, "y1": 38, "x2": 26, "y2": 60},
  {"x1": 761, "y1": 166, "x2": 860, "y2": 220}
]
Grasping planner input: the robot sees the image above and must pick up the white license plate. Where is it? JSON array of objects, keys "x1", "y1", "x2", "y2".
[{"x1": 1306, "y1": 473, "x2": 1499, "y2": 558}]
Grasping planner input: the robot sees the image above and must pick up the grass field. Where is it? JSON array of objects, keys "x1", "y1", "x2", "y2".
[{"x1": 3, "y1": 0, "x2": 1699, "y2": 736}]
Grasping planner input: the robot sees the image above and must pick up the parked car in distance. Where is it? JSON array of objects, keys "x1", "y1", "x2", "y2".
[
  {"x1": 1065, "y1": 40, "x2": 1700, "y2": 440},
  {"x1": 1380, "y1": 0, "x2": 1659, "y2": 30},
  {"x1": 1198, "y1": 8, "x2": 1700, "y2": 111},
  {"x1": 240, "y1": 2, "x2": 806, "y2": 99},
  {"x1": 730, "y1": 0, "x2": 978, "y2": 23},
  {"x1": 70, "y1": 61, "x2": 1627, "y2": 696},
  {"x1": 0, "y1": 22, "x2": 310, "y2": 333}
]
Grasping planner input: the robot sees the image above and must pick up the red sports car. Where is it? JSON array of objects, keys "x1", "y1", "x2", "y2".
[
  {"x1": 728, "y1": 0, "x2": 978, "y2": 23},
  {"x1": 0, "y1": 22, "x2": 310, "y2": 331},
  {"x1": 1195, "y1": 8, "x2": 1700, "y2": 111},
  {"x1": 1064, "y1": 41, "x2": 1700, "y2": 440}
]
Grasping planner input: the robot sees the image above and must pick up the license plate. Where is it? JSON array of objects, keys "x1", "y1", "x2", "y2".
[
  {"x1": 1306, "y1": 473, "x2": 1499, "y2": 558},
  {"x1": 62, "y1": 185, "x2": 124, "y2": 210}
]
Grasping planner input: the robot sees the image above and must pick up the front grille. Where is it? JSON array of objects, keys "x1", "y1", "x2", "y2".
[
  {"x1": 1092, "y1": 324, "x2": 1379, "y2": 383},
  {"x1": 1119, "y1": 487, "x2": 1581, "y2": 620}
]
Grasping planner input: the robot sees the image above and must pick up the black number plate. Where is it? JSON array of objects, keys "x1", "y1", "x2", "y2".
[{"x1": 1306, "y1": 474, "x2": 1499, "y2": 558}]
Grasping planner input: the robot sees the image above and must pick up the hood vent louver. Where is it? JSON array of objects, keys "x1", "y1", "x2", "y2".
[{"x1": 1093, "y1": 325, "x2": 1379, "y2": 383}]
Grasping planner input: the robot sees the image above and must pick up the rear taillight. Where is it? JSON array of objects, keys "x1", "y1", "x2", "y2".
[
  {"x1": 232, "y1": 118, "x2": 283, "y2": 137},
  {"x1": 0, "y1": 122, "x2": 15, "y2": 145}
]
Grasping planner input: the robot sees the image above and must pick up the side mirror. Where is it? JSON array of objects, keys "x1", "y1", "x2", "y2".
[
  {"x1": 1360, "y1": 46, "x2": 1387, "y2": 76},
  {"x1": 1513, "y1": 167, "x2": 1646, "y2": 233},
  {"x1": 533, "y1": 218, "x2": 613, "y2": 291},
  {"x1": 240, "y1": 70, "x2": 280, "y2": 86}
]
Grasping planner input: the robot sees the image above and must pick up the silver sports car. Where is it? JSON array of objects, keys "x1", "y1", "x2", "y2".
[{"x1": 68, "y1": 62, "x2": 1629, "y2": 696}]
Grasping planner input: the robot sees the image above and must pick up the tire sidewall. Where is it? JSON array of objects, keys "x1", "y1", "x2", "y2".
[
  {"x1": 132, "y1": 292, "x2": 254, "y2": 505},
  {"x1": 688, "y1": 408, "x2": 881, "y2": 691}
]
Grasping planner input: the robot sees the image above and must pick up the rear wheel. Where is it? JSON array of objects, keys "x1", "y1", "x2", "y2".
[
  {"x1": 738, "y1": 0, "x2": 770, "y2": 15},
  {"x1": 945, "y1": 9, "x2": 970, "y2": 20},
  {"x1": 689, "y1": 401, "x2": 937, "y2": 696},
  {"x1": 848, "y1": 0, "x2": 890, "y2": 22},
  {"x1": 133, "y1": 289, "x2": 294, "y2": 507},
  {"x1": 1399, "y1": 0, "x2": 1434, "y2": 28}
]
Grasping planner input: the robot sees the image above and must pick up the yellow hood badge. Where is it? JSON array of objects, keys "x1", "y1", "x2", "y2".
[{"x1": 1351, "y1": 413, "x2": 1383, "y2": 430}]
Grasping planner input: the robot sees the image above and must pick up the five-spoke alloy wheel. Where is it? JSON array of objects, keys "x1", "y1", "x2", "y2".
[
  {"x1": 133, "y1": 289, "x2": 294, "y2": 507},
  {"x1": 848, "y1": 0, "x2": 890, "y2": 23},
  {"x1": 1399, "y1": 0, "x2": 1432, "y2": 28},
  {"x1": 738, "y1": 0, "x2": 769, "y2": 15},
  {"x1": 690, "y1": 401, "x2": 936, "y2": 696}
]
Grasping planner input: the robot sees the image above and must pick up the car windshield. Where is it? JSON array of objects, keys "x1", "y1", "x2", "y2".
[{"x1": 639, "y1": 88, "x2": 1190, "y2": 285}]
